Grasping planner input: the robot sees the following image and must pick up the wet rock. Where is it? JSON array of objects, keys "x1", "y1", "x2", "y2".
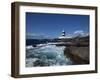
[{"x1": 64, "y1": 46, "x2": 89, "y2": 64}]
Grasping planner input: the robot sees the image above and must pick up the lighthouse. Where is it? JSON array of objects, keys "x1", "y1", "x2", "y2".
[
  {"x1": 58, "y1": 30, "x2": 72, "y2": 39},
  {"x1": 58, "y1": 30, "x2": 67, "y2": 39},
  {"x1": 62, "y1": 30, "x2": 66, "y2": 37}
]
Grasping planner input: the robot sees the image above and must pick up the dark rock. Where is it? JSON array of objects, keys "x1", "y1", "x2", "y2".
[{"x1": 64, "y1": 46, "x2": 89, "y2": 64}]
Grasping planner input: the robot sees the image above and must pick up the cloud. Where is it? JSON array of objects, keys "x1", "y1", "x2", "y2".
[
  {"x1": 73, "y1": 30, "x2": 89, "y2": 37},
  {"x1": 74, "y1": 30, "x2": 84, "y2": 34},
  {"x1": 26, "y1": 33, "x2": 51, "y2": 39}
]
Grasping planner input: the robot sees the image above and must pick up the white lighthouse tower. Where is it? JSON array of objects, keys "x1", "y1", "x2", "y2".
[
  {"x1": 59, "y1": 30, "x2": 67, "y2": 39},
  {"x1": 62, "y1": 30, "x2": 66, "y2": 37},
  {"x1": 58, "y1": 30, "x2": 72, "y2": 39}
]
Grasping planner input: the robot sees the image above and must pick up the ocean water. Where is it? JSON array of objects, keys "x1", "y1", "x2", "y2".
[{"x1": 26, "y1": 44, "x2": 73, "y2": 67}]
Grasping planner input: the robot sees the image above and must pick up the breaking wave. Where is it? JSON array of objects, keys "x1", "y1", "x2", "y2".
[{"x1": 26, "y1": 44, "x2": 73, "y2": 67}]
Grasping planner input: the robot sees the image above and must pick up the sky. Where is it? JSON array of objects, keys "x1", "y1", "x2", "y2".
[{"x1": 26, "y1": 12, "x2": 89, "y2": 38}]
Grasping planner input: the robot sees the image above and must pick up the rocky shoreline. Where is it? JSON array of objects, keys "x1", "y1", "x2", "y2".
[{"x1": 64, "y1": 46, "x2": 89, "y2": 64}]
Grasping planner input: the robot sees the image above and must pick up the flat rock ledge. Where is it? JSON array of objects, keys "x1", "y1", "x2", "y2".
[{"x1": 64, "y1": 46, "x2": 89, "y2": 64}]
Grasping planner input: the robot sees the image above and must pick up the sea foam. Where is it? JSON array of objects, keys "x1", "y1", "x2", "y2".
[{"x1": 26, "y1": 44, "x2": 72, "y2": 67}]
